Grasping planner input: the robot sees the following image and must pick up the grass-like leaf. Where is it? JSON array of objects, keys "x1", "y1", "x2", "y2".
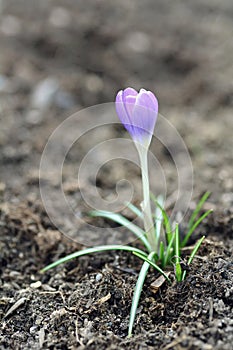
[
  {"x1": 188, "y1": 192, "x2": 210, "y2": 230},
  {"x1": 151, "y1": 194, "x2": 172, "y2": 243},
  {"x1": 159, "y1": 241, "x2": 165, "y2": 266},
  {"x1": 154, "y1": 195, "x2": 164, "y2": 241},
  {"x1": 89, "y1": 210, "x2": 151, "y2": 252},
  {"x1": 40, "y1": 245, "x2": 147, "y2": 273},
  {"x1": 163, "y1": 232, "x2": 175, "y2": 267},
  {"x1": 125, "y1": 202, "x2": 143, "y2": 219},
  {"x1": 132, "y1": 251, "x2": 171, "y2": 282},
  {"x1": 128, "y1": 251, "x2": 156, "y2": 337},
  {"x1": 182, "y1": 235, "x2": 205, "y2": 280},
  {"x1": 174, "y1": 224, "x2": 182, "y2": 282},
  {"x1": 181, "y1": 209, "x2": 212, "y2": 248}
]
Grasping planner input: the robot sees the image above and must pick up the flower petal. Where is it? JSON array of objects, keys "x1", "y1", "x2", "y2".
[
  {"x1": 122, "y1": 87, "x2": 138, "y2": 102},
  {"x1": 132, "y1": 90, "x2": 158, "y2": 145},
  {"x1": 145, "y1": 91, "x2": 158, "y2": 113},
  {"x1": 125, "y1": 94, "x2": 137, "y2": 119},
  {"x1": 115, "y1": 90, "x2": 135, "y2": 135},
  {"x1": 115, "y1": 89, "x2": 124, "y2": 104},
  {"x1": 138, "y1": 89, "x2": 158, "y2": 113}
]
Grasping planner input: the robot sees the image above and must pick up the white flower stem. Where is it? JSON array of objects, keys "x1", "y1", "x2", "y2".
[{"x1": 136, "y1": 144, "x2": 157, "y2": 253}]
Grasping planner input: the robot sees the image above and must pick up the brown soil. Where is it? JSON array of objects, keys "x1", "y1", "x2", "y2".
[{"x1": 0, "y1": 1, "x2": 233, "y2": 349}]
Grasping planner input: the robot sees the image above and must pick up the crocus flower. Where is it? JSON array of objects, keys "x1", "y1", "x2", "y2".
[
  {"x1": 115, "y1": 87, "x2": 158, "y2": 148},
  {"x1": 116, "y1": 88, "x2": 159, "y2": 252}
]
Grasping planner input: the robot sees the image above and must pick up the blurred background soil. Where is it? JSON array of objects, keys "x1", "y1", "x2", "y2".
[
  {"x1": 0, "y1": 0, "x2": 232, "y2": 205},
  {"x1": 0, "y1": 1, "x2": 232, "y2": 349}
]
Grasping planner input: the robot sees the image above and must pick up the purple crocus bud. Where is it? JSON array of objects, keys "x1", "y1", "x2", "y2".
[{"x1": 115, "y1": 87, "x2": 158, "y2": 148}]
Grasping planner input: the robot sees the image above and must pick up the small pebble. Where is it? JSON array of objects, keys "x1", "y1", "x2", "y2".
[
  {"x1": 29, "y1": 325, "x2": 37, "y2": 334},
  {"x1": 85, "y1": 74, "x2": 103, "y2": 93},
  {"x1": 35, "y1": 316, "x2": 43, "y2": 326},
  {"x1": 95, "y1": 273, "x2": 103, "y2": 282},
  {"x1": 30, "y1": 78, "x2": 59, "y2": 110},
  {"x1": 26, "y1": 109, "x2": 43, "y2": 125},
  {"x1": 0, "y1": 15, "x2": 21, "y2": 36},
  {"x1": 0, "y1": 182, "x2": 6, "y2": 193},
  {"x1": 0, "y1": 75, "x2": 9, "y2": 92},
  {"x1": 54, "y1": 90, "x2": 76, "y2": 109},
  {"x1": 221, "y1": 192, "x2": 233, "y2": 205},
  {"x1": 42, "y1": 284, "x2": 56, "y2": 292},
  {"x1": 124, "y1": 31, "x2": 151, "y2": 53},
  {"x1": 49, "y1": 7, "x2": 71, "y2": 28},
  {"x1": 30, "y1": 281, "x2": 42, "y2": 289},
  {"x1": 9, "y1": 271, "x2": 21, "y2": 277}
]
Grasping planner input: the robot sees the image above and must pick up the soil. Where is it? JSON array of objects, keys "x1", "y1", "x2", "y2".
[{"x1": 0, "y1": 1, "x2": 233, "y2": 349}]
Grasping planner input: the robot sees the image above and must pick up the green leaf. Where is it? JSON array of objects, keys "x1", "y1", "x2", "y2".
[
  {"x1": 132, "y1": 252, "x2": 171, "y2": 282},
  {"x1": 182, "y1": 236, "x2": 205, "y2": 280},
  {"x1": 175, "y1": 262, "x2": 182, "y2": 282},
  {"x1": 163, "y1": 232, "x2": 175, "y2": 267},
  {"x1": 125, "y1": 202, "x2": 143, "y2": 219},
  {"x1": 181, "y1": 209, "x2": 212, "y2": 248},
  {"x1": 128, "y1": 252, "x2": 156, "y2": 337},
  {"x1": 188, "y1": 192, "x2": 210, "y2": 230},
  {"x1": 151, "y1": 194, "x2": 172, "y2": 243},
  {"x1": 154, "y1": 195, "x2": 164, "y2": 241},
  {"x1": 89, "y1": 210, "x2": 151, "y2": 252},
  {"x1": 174, "y1": 224, "x2": 182, "y2": 282},
  {"x1": 40, "y1": 245, "x2": 147, "y2": 273},
  {"x1": 159, "y1": 241, "x2": 165, "y2": 266}
]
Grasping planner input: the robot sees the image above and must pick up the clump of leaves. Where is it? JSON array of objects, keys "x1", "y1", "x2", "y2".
[{"x1": 41, "y1": 192, "x2": 211, "y2": 336}]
